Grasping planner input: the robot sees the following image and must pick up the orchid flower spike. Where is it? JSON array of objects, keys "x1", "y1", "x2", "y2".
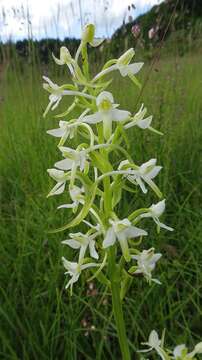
[
  {"x1": 47, "y1": 169, "x2": 68, "y2": 197},
  {"x1": 119, "y1": 158, "x2": 162, "y2": 198},
  {"x1": 93, "y1": 48, "x2": 143, "y2": 82},
  {"x1": 62, "y1": 231, "x2": 100, "y2": 261},
  {"x1": 103, "y1": 218, "x2": 147, "y2": 262},
  {"x1": 57, "y1": 185, "x2": 84, "y2": 213},
  {"x1": 82, "y1": 91, "x2": 130, "y2": 139},
  {"x1": 131, "y1": 248, "x2": 162, "y2": 284},
  {"x1": 43, "y1": 76, "x2": 95, "y2": 117},
  {"x1": 139, "y1": 199, "x2": 174, "y2": 232},
  {"x1": 62, "y1": 257, "x2": 99, "y2": 292}
]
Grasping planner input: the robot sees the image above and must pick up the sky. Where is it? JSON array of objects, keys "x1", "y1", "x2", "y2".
[{"x1": 0, "y1": 0, "x2": 163, "y2": 41}]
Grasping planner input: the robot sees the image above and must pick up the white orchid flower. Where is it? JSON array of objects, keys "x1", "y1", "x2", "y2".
[
  {"x1": 62, "y1": 257, "x2": 99, "y2": 291},
  {"x1": 54, "y1": 146, "x2": 88, "y2": 172},
  {"x1": 119, "y1": 158, "x2": 162, "y2": 197},
  {"x1": 103, "y1": 218, "x2": 147, "y2": 262},
  {"x1": 46, "y1": 109, "x2": 91, "y2": 146},
  {"x1": 173, "y1": 342, "x2": 202, "y2": 359},
  {"x1": 131, "y1": 248, "x2": 162, "y2": 284},
  {"x1": 47, "y1": 169, "x2": 68, "y2": 196},
  {"x1": 62, "y1": 230, "x2": 100, "y2": 261},
  {"x1": 139, "y1": 330, "x2": 167, "y2": 360},
  {"x1": 43, "y1": 76, "x2": 95, "y2": 117},
  {"x1": 139, "y1": 200, "x2": 174, "y2": 232},
  {"x1": 57, "y1": 185, "x2": 84, "y2": 212},
  {"x1": 124, "y1": 104, "x2": 152, "y2": 130},
  {"x1": 82, "y1": 91, "x2": 130, "y2": 139},
  {"x1": 93, "y1": 48, "x2": 143, "y2": 81},
  {"x1": 52, "y1": 46, "x2": 74, "y2": 73},
  {"x1": 47, "y1": 120, "x2": 76, "y2": 143}
]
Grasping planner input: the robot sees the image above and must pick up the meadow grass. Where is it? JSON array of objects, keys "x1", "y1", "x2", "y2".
[{"x1": 0, "y1": 49, "x2": 202, "y2": 359}]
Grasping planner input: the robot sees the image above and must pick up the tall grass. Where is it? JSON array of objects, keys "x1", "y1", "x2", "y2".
[{"x1": 0, "y1": 48, "x2": 202, "y2": 359}]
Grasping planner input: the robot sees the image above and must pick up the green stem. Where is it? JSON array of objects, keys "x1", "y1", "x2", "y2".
[
  {"x1": 102, "y1": 137, "x2": 131, "y2": 359},
  {"x1": 108, "y1": 248, "x2": 131, "y2": 360}
]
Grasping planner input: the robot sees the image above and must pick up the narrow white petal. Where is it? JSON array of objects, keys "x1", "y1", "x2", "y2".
[
  {"x1": 54, "y1": 158, "x2": 73, "y2": 170},
  {"x1": 62, "y1": 239, "x2": 81, "y2": 249},
  {"x1": 119, "y1": 62, "x2": 144, "y2": 77},
  {"x1": 125, "y1": 226, "x2": 147, "y2": 238},
  {"x1": 89, "y1": 240, "x2": 99, "y2": 259},
  {"x1": 103, "y1": 227, "x2": 116, "y2": 248},
  {"x1": 158, "y1": 221, "x2": 174, "y2": 231},
  {"x1": 82, "y1": 112, "x2": 102, "y2": 124},
  {"x1": 47, "y1": 182, "x2": 65, "y2": 197},
  {"x1": 47, "y1": 127, "x2": 65, "y2": 137},
  {"x1": 136, "y1": 116, "x2": 153, "y2": 129},
  {"x1": 111, "y1": 109, "x2": 131, "y2": 122},
  {"x1": 57, "y1": 203, "x2": 75, "y2": 209}
]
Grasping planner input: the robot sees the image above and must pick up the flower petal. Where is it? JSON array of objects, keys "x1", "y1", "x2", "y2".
[
  {"x1": 82, "y1": 112, "x2": 102, "y2": 124},
  {"x1": 119, "y1": 62, "x2": 144, "y2": 77},
  {"x1": 54, "y1": 158, "x2": 73, "y2": 170},
  {"x1": 103, "y1": 227, "x2": 116, "y2": 248},
  {"x1": 47, "y1": 127, "x2": 66, "y2": 137},
  {"x1": 111, "y1": 109, "x2": 131, "y2": 122},
  {"x1": 62, "y1": 239, "x2": 81, "y2": 249}
]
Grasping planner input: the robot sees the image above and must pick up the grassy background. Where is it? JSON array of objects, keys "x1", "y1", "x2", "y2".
[{"x1": 0, "y1": 48, "x2": 202, "y2": 359}]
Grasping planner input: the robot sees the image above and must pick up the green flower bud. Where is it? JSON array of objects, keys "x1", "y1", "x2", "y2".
[{"x1": 82, "y1": 23, "x2": 95, "y2": 44}]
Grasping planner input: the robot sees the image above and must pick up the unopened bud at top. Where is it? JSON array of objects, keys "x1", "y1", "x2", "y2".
[{"x1": 82, "y1": 23, "x2": 95, "y2": 44}]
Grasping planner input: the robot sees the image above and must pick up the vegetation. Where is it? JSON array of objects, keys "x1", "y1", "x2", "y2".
[{"x1": 0, "y1": 34, "x2": 202, "y2": 358}]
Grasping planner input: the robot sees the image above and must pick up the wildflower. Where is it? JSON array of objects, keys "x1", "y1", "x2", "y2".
[
  {"x1": 47, "y1": 109, "x2": 91, "y2": 146},
  {"x1": 62, "y1": 257, "x2": 99, "y2": 291},
  {"x1": 139, "y1": 330, "x2": 167, "y2": 360},
  {"x1": 47, "y1": 169, "x2": 68, "y2": 196},
  {"x1": 103, "y1": 218, "x2": 147, "y2": 261},
  {"x1": 131, "y1": 24, "x2": 141, "y2": 38},
  {"x1": 138, "y1": 200, "x2": 174, "y2": 232},
  {"x1": 43, "y1": 76, "x2": 95, "y2": 117},
  {"x1": 57, "y1": 185, "x2": 84, "y2": 212},
  {"x1": 119, "y1": 158, "x2": 162, "y2": 197},
  {"x1": 54, "y1": 146, "x2": 88, "y2": 172},
  {"x1": 52, "y1": 46, "x2": 74, "y2": 73},
  {"x1": 82, "y1": 91, "x2": 130, "y2": 139},
  {"x1": 131, "y1": 248, "x2": 162, "y2": 284},
  {"x1": 124, "y1": 104, "x2": 152, "y2": 129},
  {"x1": 47, "y1": 120, "x2": 76, "y2": 142},
  {"x1": 173, "y1": 342, "x2": 202, "y2": 359},
  {"x1": 148, "y1": 27, "x2": 156, "y2": 40},
  {"x1": 62, "y1": 231, "x2": 99, "y2": 261},
  {"x1": 93, "y1": 48, "x2": 143, "y2": 81}
]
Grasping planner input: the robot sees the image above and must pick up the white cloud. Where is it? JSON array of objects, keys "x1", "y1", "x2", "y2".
[{"x1": 0, "y1": 0, "x2": 163, "y2": 41}]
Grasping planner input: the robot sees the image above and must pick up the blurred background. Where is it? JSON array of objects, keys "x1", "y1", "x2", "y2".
[{"x1": 0, "y1": 0, "x2": 202, "y2": 359}]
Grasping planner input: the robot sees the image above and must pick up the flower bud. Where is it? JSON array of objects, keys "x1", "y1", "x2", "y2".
[{"x1": 82, "y1": 23, "x2": 95, "y2": 44}]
